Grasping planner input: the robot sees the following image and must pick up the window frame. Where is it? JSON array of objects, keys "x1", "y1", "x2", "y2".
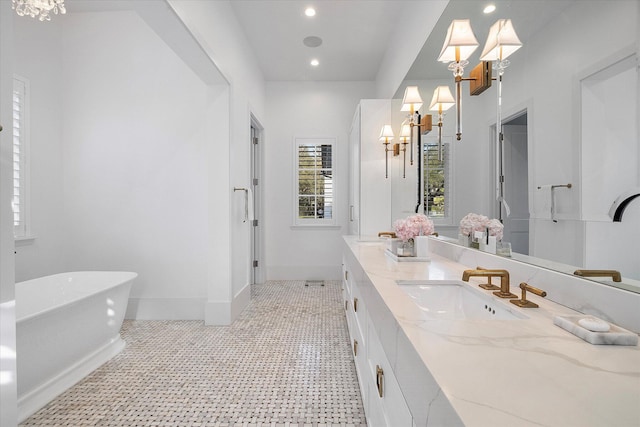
[
  {"x1": 422, "y1": 135, "x2": 454, "y2": 226},
  {"x1": 292, "y1": 137, "x2": 337, "y2": 227},
  {"x1": 12, "y1": 75, "x2": 31, "y2": 240}
]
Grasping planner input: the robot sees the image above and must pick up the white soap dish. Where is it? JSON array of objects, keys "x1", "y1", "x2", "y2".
[{"x1": 553, "y1": 315, "x2": 638, "y2": 346}]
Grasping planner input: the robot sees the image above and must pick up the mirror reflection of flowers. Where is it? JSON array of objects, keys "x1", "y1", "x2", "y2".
[
  {"x1": 393, "y1": 214, "x2": 435, "y2": 241},
  {"x1": 459, "y1": 213, "x2": 504, "y2": 241}
]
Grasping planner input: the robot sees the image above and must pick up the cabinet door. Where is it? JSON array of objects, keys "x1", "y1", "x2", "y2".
[{"x1": 367, "y1": 318, "x2": 413, "y2": 427}]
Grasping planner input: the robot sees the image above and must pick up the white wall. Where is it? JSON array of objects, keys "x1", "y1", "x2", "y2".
[
  {"x1": 59, "y1": 10, "x2": 223, "y2": 319},
  {"x1": 168, "y1": 0, "x2": 266, "y2": 321},
  {"x1": 265, "y1": 81, "x2": 375, "y2": 280},
  {"x1": 10, "y1": 0, "x2": 268, "y2": 325},
  {"x1": 13, "y1": 17, "x2": 66, "y2": 281},
  {"x1": 0, "y1": 2, "x2": 18, "y2": 425}
]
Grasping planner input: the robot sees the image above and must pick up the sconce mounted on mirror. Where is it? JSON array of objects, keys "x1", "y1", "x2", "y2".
[
  {"x1": 438, "y1": 18, "x2": 522, "y2": 222},
  {"x1": 429, "y1": 86, "x2": 455, "y2": 161},
  {"x1": 437, "y1": 19, "x2": 522, "y2": 142},
  {"x1": 396, "y1": 124, "x2": 411, "y2": 178},
  {"x1": 379, "y1": 125, "x2": 394, "y2": 179},
  {"x1": 401, "y1": 86, "x2": 432, "y2": 166},
  {"x1": 399, "y1": 86, "x2": 433, "y2": 212}
]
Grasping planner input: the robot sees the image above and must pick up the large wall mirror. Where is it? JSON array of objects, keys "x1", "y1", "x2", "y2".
[{"x1": 388, "y1": 0, "x2": 639, "y2": 292}]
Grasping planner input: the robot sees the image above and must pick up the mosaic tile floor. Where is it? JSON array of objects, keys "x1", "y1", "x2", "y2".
[{"x1": 21, "y1": 281, "x2": 366, "y2": 427}]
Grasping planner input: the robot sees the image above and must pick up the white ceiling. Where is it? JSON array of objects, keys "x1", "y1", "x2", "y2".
[
  {"x1": 65, "y1": 0, "x2": 577, "y2": 86},
  {"x1": 228, "y1": 0, "x2": 577, "y2": 84},
  {"x1": 228, "y1": 0, "x2": 418, "y2": 82}
]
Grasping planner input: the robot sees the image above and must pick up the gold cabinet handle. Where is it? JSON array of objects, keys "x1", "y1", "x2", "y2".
[
  {"x1": 376, "y1": 365, "x2": 384, "y2": 397},
  {"x1": 353, "y1": 339, "x2": 358, "y2": 356},
  {"x1": 353, "y1": 297, "x2": 358, "y2": 312}
]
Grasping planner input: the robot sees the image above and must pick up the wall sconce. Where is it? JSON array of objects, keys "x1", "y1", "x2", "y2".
[
  {"x1": 429, "y1": 86, "x2": 455, "y2": 161},
  {"x1": 396, "y1": 124, "x2": 411, "y2": 178},
  {"x1": 438, "y1": 19, "x2": 483, "y2": 141},
  {"x1": 400, "y1": 86, "x2": 433, "y2": 212},
  {"x1": 401, "y1": 86, "x2": 422, "y2": 166},
  {"x1": 437, "y1": 18, "x2": 522, "y2": 220},
  {"x1": 480, "y1": 19, "x2": 522, "y2": 221},
  {"x1": 379, "y1": 124, "x2": 394, "y2": 179},
  {"x1": 437, "y1": 19, "x2": 522, "y2": 142}
]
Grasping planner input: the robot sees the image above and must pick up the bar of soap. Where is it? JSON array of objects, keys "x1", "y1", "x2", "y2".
[{"x1": 578, "y1": 317, "x2": 611, "y2": 332}]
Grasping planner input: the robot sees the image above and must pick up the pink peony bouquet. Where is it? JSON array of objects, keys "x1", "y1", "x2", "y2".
[
  {"x1": 459, "y1": 213, "x2": 503, "y2": 240},
  {"x1": 393, "y1": 214, "x2": 435, "y2": 241},
  {"x1": 486, "y1": 218, "x2": 504, "y2": 241}
]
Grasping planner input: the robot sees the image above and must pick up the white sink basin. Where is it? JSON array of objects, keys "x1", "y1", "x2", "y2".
[{"x1": 397, "y1": 280, "x2": 528, "y2": 320}]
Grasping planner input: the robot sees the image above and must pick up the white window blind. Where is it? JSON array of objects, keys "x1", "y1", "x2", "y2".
[
  {"x1": 294, "y1": 137, "x2": 336, "y2": 226},
  {"x1": 12, "y1": 77, "x2": 29, "y2": 238}
]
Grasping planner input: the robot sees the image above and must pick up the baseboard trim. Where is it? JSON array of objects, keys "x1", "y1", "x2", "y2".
[
  {"x1": 125, "y1": 297, "x2": 205, "y2": 320},
  {"x1": 266, "y1": 265, "x2": 341, "y2": 281}
]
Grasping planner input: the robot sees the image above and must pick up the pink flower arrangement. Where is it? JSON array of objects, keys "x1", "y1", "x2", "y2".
[
  {"x1": 393, "y1": 214, "x2": 435, "y2": 241},
  {"x1": 459, "y1": 213, "x2": 504, "y2": 240},
  {"x1": 486, "y1": 218, "x2": 504, "y2": 241}
]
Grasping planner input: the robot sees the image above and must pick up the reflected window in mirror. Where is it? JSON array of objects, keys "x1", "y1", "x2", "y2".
[{"x1": 423, "y1": 136, "x2": 452, "y2": 225}]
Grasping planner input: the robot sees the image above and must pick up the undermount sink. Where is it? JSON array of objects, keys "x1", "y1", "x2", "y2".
[{"x1": 397, "y1": 280, "x2": 528, "y2": 320}]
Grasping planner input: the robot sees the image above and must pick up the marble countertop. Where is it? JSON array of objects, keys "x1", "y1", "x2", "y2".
[{"x1": 343, "y1": 236, "x2": 640, "y2": 427}]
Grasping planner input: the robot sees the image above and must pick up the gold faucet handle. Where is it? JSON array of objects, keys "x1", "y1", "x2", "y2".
[
  {"x1": 511, "y1": 282, "x2": 547, "y2": 308},
  {"x1": 378, "y1": 231, "x2": 397, "y2": 238},
  {"x1": 573, "y1": 269, "x2": 621, "y2": 282}
]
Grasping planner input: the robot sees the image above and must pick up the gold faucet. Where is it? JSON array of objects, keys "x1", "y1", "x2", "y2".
[
  {"x1": 462, "y1": 269, "x2": 518, "y2": 299},
  {"x1": 378, "y1": 231, "x2": 397, "y2": 238},
  {"x1": 573, "y1": 269, "x2": 621, "y2": 282},
  {"x1": 511, "y1": 282, "x2": 547, "y2": 308},
  {"x1": 474, "y1": 266, "x2": 500, "y2": 290}
]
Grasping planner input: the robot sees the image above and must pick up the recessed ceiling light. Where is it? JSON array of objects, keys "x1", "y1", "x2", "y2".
[
  {"x1": 483, "y1": 4, "x2": 496, "y2": 14},
  {"x1": 310, "y1": 59, "x2": 319, "y2": 67},
  {"x1": 303, "y1": 36, "x2": 323, "y2": 48},
  {"x1": 305, "y1": 7, "x2": 316, "y2": 17}
]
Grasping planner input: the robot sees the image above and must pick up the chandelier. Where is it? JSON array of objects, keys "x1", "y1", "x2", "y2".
[{"x1": 12, "y1": 0, "x2": 66, "y2": 21}]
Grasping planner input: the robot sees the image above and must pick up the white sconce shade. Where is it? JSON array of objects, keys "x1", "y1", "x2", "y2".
[
  {"x1": 401, "y1": 86, "x2": 423, "y2": 112},
  {"x1": 379, "y1": 125, "x2": 394, "y2": 141},
  {"x1": 399, "y1": 124, "x2": 411, "y2": 142},
  {"x1": 429, "y1": 86, "x2": 455, "y2": 111},
  {"x1": 437, "y1": 19, "x2": 479, "y2": 63},
  {"x1": 480, "y1": 19, "x2": 522, "y2": 61}
]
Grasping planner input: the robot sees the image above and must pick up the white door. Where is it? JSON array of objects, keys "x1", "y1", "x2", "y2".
[{"x1": 502, "y1": 123, "x2": 529, "y2": 254}]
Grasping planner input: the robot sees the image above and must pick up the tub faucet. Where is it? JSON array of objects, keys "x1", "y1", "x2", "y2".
[
  {"x1": 462, "y1": 269, "x2": 518, "y2": 299},
  {"x1": 573, "y1": 269, "x2": 622, "y2": 282}
]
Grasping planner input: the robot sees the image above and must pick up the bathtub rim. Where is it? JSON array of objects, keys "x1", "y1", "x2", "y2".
[{"x1": 16, "y1": 271, "x2": 138, "y2": 323}]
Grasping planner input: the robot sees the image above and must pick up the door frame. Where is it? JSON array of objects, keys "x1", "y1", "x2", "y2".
[{"x1": 250, "y1": 115, "x2": 265, "y2": 285}]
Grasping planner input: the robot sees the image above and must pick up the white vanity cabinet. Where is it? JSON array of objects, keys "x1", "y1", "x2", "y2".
[{"x1": 342, "y1": 256, "x2": 413, "y2": 426}]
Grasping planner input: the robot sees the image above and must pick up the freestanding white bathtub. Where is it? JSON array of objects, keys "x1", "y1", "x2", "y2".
[{"x1": 16, "y1": 271, "x2": 136, "y2": 422}]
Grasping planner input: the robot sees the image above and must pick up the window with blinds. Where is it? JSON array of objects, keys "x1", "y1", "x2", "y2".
[
  {"x1": 423, "y1": 137, "x2": 452, "y2": 221},
  {"x1": 294, "y1": 138, "x2": 335, "y2": 225},
  {"x1": 12, "y1": 76, "x2": 29, "y2": 238}
]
